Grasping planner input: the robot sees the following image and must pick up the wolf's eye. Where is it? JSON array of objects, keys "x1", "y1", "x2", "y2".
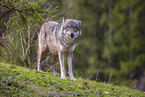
[
  {"x1": 74, "y1": 26, "x2": 77, "y2": 29},
  {"x1": 74, "y1": 27, "x2": 78, "y2": 30}
]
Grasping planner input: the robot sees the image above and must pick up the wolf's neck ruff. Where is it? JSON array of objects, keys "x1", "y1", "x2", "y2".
[{"x1": 57, "y1": 35, "x2": 78, "y2": 49}]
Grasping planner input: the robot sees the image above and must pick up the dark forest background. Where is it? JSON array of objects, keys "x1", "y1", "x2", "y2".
[{"x1": 0, "y1": 0, "x2": 145, "y2": 91}]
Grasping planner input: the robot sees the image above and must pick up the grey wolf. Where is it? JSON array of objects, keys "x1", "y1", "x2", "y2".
[{"x1": 37, "y1": 17, "x2": 82, "y2": 81}]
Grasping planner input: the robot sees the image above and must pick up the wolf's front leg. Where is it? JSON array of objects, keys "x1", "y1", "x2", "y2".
[
  {"x1": 67, "y1": 52, "x2": 76, "y2": 81},
  {"x1": 58, "y1": 51, "x2": 66, "y2": 79}
]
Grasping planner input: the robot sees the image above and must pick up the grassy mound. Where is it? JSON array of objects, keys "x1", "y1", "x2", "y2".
[{"x1": 0, "y1": 63, "x2": 144, "y2": 96}]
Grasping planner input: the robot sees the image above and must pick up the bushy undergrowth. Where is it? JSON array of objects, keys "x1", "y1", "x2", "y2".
[{"x1": 0, "y1": 63, "x2": 144, "y2": 96}]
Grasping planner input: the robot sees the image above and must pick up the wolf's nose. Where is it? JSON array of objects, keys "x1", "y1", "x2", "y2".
[{"x1": 70, "y1": 33, "x2": 74, "y2": 38}]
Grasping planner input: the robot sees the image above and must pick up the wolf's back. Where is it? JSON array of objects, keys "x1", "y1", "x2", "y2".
[
  {"x1": 39, "y1": 21, "x2": 59, "y2": 54},
  {"x1": 43, "y1": 21, "x2": 59, "y2": 35}
]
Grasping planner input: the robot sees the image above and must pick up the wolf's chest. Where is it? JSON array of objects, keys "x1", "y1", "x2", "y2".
[{"x1": 59, "y1": 43, "x2": 76, "y2": 53}]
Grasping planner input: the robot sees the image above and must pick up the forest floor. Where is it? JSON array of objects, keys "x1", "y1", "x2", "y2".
[{"x1": 0, "y1": 63, "x2": 144, "y2": 97}]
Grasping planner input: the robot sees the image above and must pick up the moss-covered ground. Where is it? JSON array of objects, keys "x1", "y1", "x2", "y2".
[{"x1": 0, "y1": 63, "x2": 144, "y2": 97}]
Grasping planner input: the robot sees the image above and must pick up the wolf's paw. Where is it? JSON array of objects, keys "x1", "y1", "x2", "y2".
[
  {"x1": 54, "y1": 72, "x2": 60, "y2": 76},
  {"x1": 61, "y1": 76, "x2": 66, "y2": 80},
  {"x1": 70, "y1": 77, "x2": 77, "y2": 81},
  {"x1": 37, "y1": 70, "x2": 43, "y2": 72}
]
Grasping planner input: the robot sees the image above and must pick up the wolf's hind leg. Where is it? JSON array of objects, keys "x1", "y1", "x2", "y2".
[
  {"x1": 37, "y1": 30, "x2": 45, "y2": 72},
  {"x1": 53, "y1": 55, "x2": 60, "y2": 76},
  {"x1": 37, "y1": 48, "x2": 42, "y2": 71}
]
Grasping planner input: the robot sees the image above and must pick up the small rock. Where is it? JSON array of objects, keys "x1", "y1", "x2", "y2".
[{"x1": 105, "y1": 91, "x2": 109, "y2": 95}]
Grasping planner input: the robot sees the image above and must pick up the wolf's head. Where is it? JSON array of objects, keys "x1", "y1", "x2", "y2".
[{"x1": 61, "y1": 17, "x2": 82, "y2": 39}]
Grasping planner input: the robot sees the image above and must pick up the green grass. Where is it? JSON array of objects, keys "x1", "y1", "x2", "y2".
[{"x1": 0, "y1": 63, "x2": 144, "y2": 97}]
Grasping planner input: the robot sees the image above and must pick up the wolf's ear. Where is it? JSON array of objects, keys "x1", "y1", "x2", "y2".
[
  {"x1": 78, "y1": 20, "x2": 82, "y2": 35},
  {"x1": 62, "y1": 17, "x2": 66, "y2": 23},
  {"x1": 78, "y1": 20, "x2": 82, "y2": 26}
]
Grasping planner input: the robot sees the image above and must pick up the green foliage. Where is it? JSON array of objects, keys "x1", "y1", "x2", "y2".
[
  {"x1": 0, "y1": 0, "x2": 58, "y2": 68},
  {"x1": 0, "y1": 63, "x2": 144, "y2": 96},
  {"x1": 6, "y1": 0, "x2": 58, "y2": 27}
]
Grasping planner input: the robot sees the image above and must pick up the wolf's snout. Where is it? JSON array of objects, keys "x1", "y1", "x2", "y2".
[{"x1": 70, "y1": 33, "x2": 74, "y2": 38}]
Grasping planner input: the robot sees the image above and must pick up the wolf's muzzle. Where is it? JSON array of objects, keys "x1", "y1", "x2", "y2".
[{"x1": 70, "y1": 33, "x2": 74, "y2": 38}]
